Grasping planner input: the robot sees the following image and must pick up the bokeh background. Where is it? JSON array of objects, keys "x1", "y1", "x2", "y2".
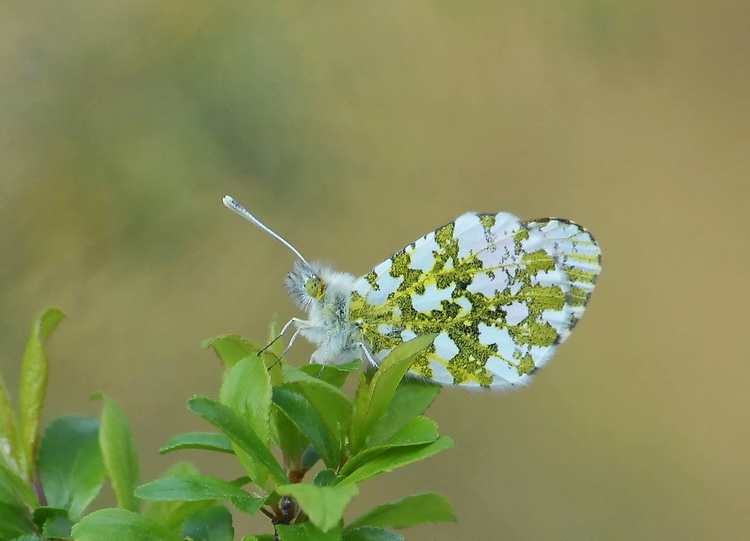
[{"x1": 2, "y1": 2, "x2": 749, "y2": 539}]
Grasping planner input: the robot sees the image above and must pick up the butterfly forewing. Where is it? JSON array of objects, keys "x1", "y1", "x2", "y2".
[{"x1": 350, "y1": 212, "x2": 601, "y2": 388}]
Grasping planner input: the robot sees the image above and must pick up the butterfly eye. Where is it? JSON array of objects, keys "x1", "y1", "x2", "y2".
[{"x1": 305, "y1": 276, "x2": 325, "y2": 299}]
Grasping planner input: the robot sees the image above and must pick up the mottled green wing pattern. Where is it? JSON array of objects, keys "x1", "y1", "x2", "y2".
[
  {"x1": 349, "y1": 212, "x2": 601, "y2": 389},
  {"x1": 524, "y1": 218, "x2": 601, "y2": 341}
]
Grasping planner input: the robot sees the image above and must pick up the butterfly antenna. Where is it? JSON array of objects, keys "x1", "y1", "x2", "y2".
[{"x1": 223, "y1": 195, "x2": 310, "y2": 265}]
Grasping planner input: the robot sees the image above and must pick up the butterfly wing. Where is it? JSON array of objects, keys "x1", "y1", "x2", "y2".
[
  {"x1": 524, "y1": 217, "x2": 601, "y2": 341},
  {"x1": 349, "y1": 212, "x2": 601, "y2": 389}
]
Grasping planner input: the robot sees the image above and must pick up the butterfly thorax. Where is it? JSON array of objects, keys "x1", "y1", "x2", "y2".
[{"x1": 284, "y1": 260, "x2": 365, "y2": 365}]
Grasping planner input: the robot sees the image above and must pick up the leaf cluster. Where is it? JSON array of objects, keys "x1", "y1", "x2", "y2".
[{"x1": 0, "y1": 311, "x2": 456, "y2": 541}]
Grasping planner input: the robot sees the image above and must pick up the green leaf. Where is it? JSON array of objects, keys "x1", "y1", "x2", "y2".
[
  {"x1": 135, "y1": 475, "x2": 264, "y2": 515},
  {"x1": 350, "y1": 335, "x2": 436, "y2": 454},
  {"x1": 187, "y1": 397, "x2": 288, "y2": 486},
  {"x1": 220, "y1": 355, "x2": 272, "y2": 444},
  {"x1": 31, "y1": 505, "x2": 63, "y2": 527},
  {"x1": 12, "y1": 535, "x2": 45, "y2": 541},
  {"x1": 276, "y1": 522, "x2": 342, "y2": 541},
  {"x1": 282, "y1": 365, "x2": 352, "y2": 452},
  {"x1": 283, "y1": 365, "x2": 352, "y2": 404},
  {"x1": 240, "y1": 536, "x2": 275, "y2": 541},
  {"x1": 40, "y1": 509, "x2": 75, "y2": 538},
  {"x1": 301, "y1": 445, "x2": 321, "y2": 469},
  {"x1": 0, "y1": 501, "x2": 33, "y2": 538},
  {"x1": 313, "y1": 469, "x2": 339, "y2": 487},
  {"x1": 342, "y1": 526, "x2": 403, "y2": 541},
  {"x1": 272, "y1": 407, "x2": 307, "y2": 469},
  {"x1": 0, "y1": 372, "x2": 20, "y2": 475},
  {"x1": 181, "y1": 505, "x2": 234, "y2": 541},
  {"x1": 275, "y1": 483, "x2": 358, "y2": 533},
  {"x1": 272, "y1": 387, "x2": 339, "y2": 469},
  {"x1": 203, "y1": 335, "x2": 283, "y2": 382},
  {"x1": 33, "y1": 506, "x2": 74, "y2": 536},
  {"x1": 38, "y1": 415, "x2": 105, "y2": 519},
  {"x1": 220, "y1": 355, "x2": 272, "y2": 490},
  {"x1": 95, "y1": 394, "x2": 140, "y2": 512},
  {"x1": 18, "y1": 308, "x2": 64, "y2": 481},
  {"x1": 299, "y1": 360, "x2": 361, "y2": 388},
  {"x1": 339, "y1": 417, "x2": 439, "y2": 477},
  {"x1": 340, "y1": 437, "x2": 454, "y2": 486},
  {"x1": 366, "y1": 379, "x2": 441, "y2": 448},
  {"x1": 346, "y1": 493, "x2": 456, "y2": 531},
  {"x1": 0, "y1": 463, "x2": 39, "y2": 510},
  {"x1": 71, "y1": 508, "x2": 184, "y2": 541},
  {"x1": 159, "y1": 432, "x2": 233, "y2": 455},
  {"x1": 202, "y1": 335, "x2": 264, "y2": 369},
  {"x1": 142, "y1": 462, "x2": 214, "y2": 532}
]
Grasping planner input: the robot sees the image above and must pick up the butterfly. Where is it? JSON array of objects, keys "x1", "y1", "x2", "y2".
[{"x1": 223, "y1": 196, "x2": 601, "y2": 389}]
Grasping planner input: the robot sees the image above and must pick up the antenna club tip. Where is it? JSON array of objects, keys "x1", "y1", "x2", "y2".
[{"x1": 222, "y1": 195, "x2": 237, "y2": 208}]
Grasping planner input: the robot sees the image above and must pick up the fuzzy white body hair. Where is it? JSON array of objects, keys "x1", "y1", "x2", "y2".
[{"x1": 284, "y1": 260, "x2": 365, "y2": 365}]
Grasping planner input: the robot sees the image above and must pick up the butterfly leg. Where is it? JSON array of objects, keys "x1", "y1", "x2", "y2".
[
  {"x1": 263, "y1": 317, "x2": 308, "y2": 369},
  {"x1": 356, "y1": 342, "x2": 379, "y2": 369},
  {"x1": 265, "y1": 328, "x2": 305, "y2": 370},
  {"x1": 260, "y1": 317, "x2": 305, "y2": 355}
]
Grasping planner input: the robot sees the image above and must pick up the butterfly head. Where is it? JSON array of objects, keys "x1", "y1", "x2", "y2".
[
  {"x1": 222, "y1": 196, "x2": 328, "y2": 310},
  {"x1": 285, "y1": 260, "x2": 328, "y2": 310}
]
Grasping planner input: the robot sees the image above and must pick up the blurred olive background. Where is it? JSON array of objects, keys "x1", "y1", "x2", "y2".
[{"x1": 2, "y1": 2, "x2": 749, "y2": 539}]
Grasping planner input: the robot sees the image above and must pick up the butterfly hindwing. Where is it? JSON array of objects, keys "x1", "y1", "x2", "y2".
[
  {"x1": 525, "y1": 218, "x2": 601, "y2": 340},
  {"x1": 350, "y1": 212, "x2": 601, "y2": 388}
]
